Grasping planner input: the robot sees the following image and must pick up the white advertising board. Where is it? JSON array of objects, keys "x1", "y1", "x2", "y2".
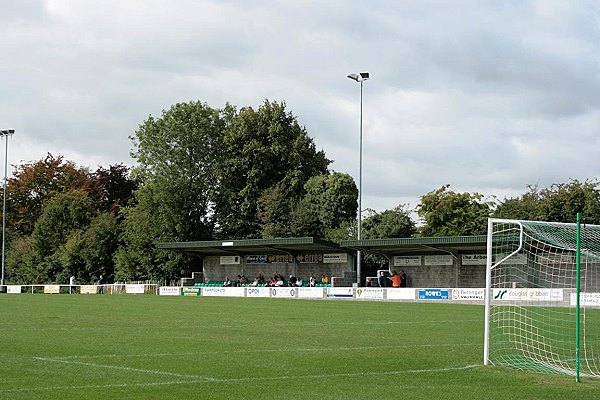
[
  {"x1": 386, "y1": 288, "x2": 415, "y2": 300},
  {"x1": 297, "y1": 287, "x2": 324, "y2": 298},
  {"x1": 451, "y1": 288, "x2": 484, "y2": 301},
  {"x1": 246, "y1": 287, "x2": 271, "y2": 297},
  {"x1": 44, "y1": 285, "x2": 60, "y2": 294},
  {"x1": 461, "y1": 254, "x2": 487, "y2": 265},
  {"x1": 393, "y1": 256, "x2": 421, "y2": 267},
  {"x1": 356, "y1": 288, "x2": 384, "y2": 300},
  {"x1": 570, "y1": 292, "x2": 600, "y2": 306},
  {"x1": 424, "y1": 255, "x2": 453, "y2": 266},
  {"x1": 323, "y1": 253, "x2": 348, "y2": 263},
  {"x1": 7, "y1": 285, "x2": 21, "y2": 294},
  {"x1": 80, "y1": 285, "x2": 98, "y2": 294},
  {"x1": 203, "y1": 287, "x2": 245, "y2": 297},
  {"x1": 125, "y1": 284, "x2": 145, "y2": 294},
  {"x1": 326, "y1": 287, "x2": 353, "y2": 298},
  {"x1": 270, "y1": 287, "x2": 297, "y2": 298},
  {"x1": 493, "y1": 288, "x2": 563, "y2": 302},
  {"x1": 220, "y1": 255, "x2": 240, "y2": 265},
  {"x1": 159, "y1": 286, "x2": 181, "y2": 296}
]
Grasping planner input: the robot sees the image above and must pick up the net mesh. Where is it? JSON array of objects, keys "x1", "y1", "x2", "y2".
[{"x1": 487, "y1": 219, "x2": 600, "y2": 377}]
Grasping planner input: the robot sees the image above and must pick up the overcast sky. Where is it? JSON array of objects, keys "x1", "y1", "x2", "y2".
[{"x1": 2, "y1": 0, "x2": 600, "y2": 215}]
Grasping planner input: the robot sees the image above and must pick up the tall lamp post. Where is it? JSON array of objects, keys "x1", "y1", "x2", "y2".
[
  {"x1": 347, "y1": 72, "x2": 369, "y2": 286},
  {"x1": 0, "y1": 129, "x2": 14, "y2": 289}
]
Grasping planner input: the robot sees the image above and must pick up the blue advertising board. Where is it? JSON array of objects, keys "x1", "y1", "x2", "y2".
[
  {"x1": 418, "y1": 289, "x2": 449, "y2": 300},
  {"x1": 246, "y1": 255, "x2": 268, "y2": 264}
]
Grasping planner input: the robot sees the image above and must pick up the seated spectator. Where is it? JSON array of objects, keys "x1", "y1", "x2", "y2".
[
  {"x1": 240, "y1": 275, "x2": 248, "y2": 285},
  {"x1": 321, "y1": 274, "x2": 329, "y2": 284},
  {"x1": 309, "y1": 276, "x2": 316, "y2": 287},
  {"x1": 296, "y1": 276, "x2": 303, "y2": 286},
  {"x1": 288, "y1": 275, "x2": 297, "y2": 287},
  {"x1": 223, "y1": 276, "x2": 232, "y2": 287},
  {"x1": 275, "y1": 276, "x2": 284, "y2": 286},
  {"x1": 235, "y1": 275, "x2": 242, "y2": 287},
  {"x1": 249, "y1": 277, "x2": 259, "y2": 287},
  {"x1": 265, "y1": 276, "x2": 276, "y2": 287},
  {"x1": 257, "y1": 273, "x2": 265, "y2": 285}
]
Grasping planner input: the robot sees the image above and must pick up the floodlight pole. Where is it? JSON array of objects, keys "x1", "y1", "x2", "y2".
[
  {"x1": 347, "y1": 72, "x2": 369, "y2": 286},
  {"x1": 0, "y1": 129, "x2": 14, "y2": 287}
]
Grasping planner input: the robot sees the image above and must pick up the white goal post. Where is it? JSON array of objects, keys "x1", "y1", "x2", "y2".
[{"x1": 484, "y1": 216, "x2": 600, "y2": 381}]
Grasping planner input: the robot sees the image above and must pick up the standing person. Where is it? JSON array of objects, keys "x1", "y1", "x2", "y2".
[
  {"x1": 97, "y1": 274, "x2": 104, "y2": 294},
  {"x1": 387, "y1": 271, "x2": 401, "y2": 288},
  {"x1": 69, "y1": 275, "x2": 76, "y2": 294},
  {"x1": 377, "y1": 271, "x2": 387, "y2": 287},
  {"x1": 400, "y1": 270, "x2": 407, "y2": 287}
]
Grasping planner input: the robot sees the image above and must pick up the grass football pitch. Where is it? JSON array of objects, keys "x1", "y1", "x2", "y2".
[{"x1": 1, "y1": 295, "x2": 599, "y2": 399}]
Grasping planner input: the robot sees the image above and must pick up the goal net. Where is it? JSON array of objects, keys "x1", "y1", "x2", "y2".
[{"x1": 484, "y1": 218, "x2": 600, "y2": 379}]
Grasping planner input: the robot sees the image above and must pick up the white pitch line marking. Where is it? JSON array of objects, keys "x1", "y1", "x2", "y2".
[
  {"x1": 33, "y1": 357, "x2": 216, "y2": 381},
  {"x1": 2, "y1": 364, "x2": 480, "y2": 393}
]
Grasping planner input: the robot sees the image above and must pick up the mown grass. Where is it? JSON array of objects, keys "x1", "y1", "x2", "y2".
[{"x1": 1, "y1": 294, "x2": 599, "y2": 399}]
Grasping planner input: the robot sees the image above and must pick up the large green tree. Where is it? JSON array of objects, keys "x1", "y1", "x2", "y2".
[
  {"x1": 417, "y1": 184, "x2": 493, "y2": 236},
  {"x1": 114, "y1": 184, "x2": 188, "y2": 282},
  {"x1": 59, "y1": 212, "x2": 120, "y2": 284},
  {"x1": 494, "y1": 180, "x2": 600, "y2": 224},
  {"x1": 7, "y1": 190, "x2": 97, "y2": 283},
  {"x1": 117, "y1": 101, "x2": 226, "y2": 280},
  {"x1": 129, "y1": 101, "x2": 225, "y2": 241},
  {"x1": 214, "y1": 100, "x2": 330, "y2": 239},
  {"x1": 362, "y1": 205, "x2": 416, "y2": 239},
  {"x1": 291, "y1": 172, "x2": 357, "y2": 239}
]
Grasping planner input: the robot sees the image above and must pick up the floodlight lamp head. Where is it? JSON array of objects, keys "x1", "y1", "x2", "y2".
[
  {"x1": 347, "y1": 72, "x2": 370, "y2": 82},
  {"x1": 0, "y1": 129, "x2": 15, "y2": 136}
]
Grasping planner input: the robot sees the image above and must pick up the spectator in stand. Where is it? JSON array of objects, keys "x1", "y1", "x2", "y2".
[
  {"x1": 366, "y1": 277, "x2": 373, "y2": 287},
  {"x1": 320, "y1": 275, "x2": 329, "y2": 285},
  {"x1": 400, "y1": 270, "x2": 407, "y2": 287},
  {"x1": 223, "y1": 276, "x2": 232, "y2": 287},
  {"x1": 235, "y1": 275, "x2": 242, "y2": 287},
  {"x1": 288, "y1": 275, "x2": 297, "y2": 287},
  {"x1": 387, "y1": 271, "x2": 402, "y2": 288},
  {"x1": 377, "y1": 271, "x2": 387, "y2": 287},
  {"x1": 240, "y1": 275, "x2": 249, "y2": 285},
  {"x1": 296, "y1": 276, "x2": 303, "y2": 287},
  {"x1": 309, "y1": 276, "x2": 317, "y2": 287},
  {"x1": 265, "y1": 276, "x2": 276, "y2": 287},
  {"x1": 248, "y1": 275, "x2": 264, "y2": 287},
  {"x1": 257, "y1": 273, "x2": 265, "y2": 285},
  {"x1": 275, "y1": 275, "x2": 284, "y2": 286}
]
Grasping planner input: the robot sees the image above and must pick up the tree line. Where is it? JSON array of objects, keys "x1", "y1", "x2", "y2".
[{"x1": 4, "y1": 100, "x2": 600, "y2": 284}]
